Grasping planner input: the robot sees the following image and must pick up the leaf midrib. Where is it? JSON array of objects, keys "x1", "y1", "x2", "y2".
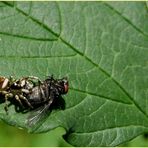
[{"x1": 2, "y1": 2, "x2": 148, "y2": 119}]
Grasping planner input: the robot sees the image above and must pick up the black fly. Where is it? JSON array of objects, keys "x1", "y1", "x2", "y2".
[{"x1": 25, "y1": 76, "x2": 68, "y2": 129}]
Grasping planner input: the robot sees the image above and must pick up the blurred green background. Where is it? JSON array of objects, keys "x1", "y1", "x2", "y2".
[
  {"x1": 0, "y1": 121, "x2": 71, "y2": 147},
  {"x1": 0, "y1": 120, "x2": 148, "y2": 147}
]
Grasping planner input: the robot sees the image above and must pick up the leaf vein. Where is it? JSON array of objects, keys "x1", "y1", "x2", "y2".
[
  {"x1": 3, "y1": 1, "x2": 148, "y2": 120},
  {"x1": 0, "y1": 31, "x2": 57, "y2": 41},
  {"x1": 55, "y1": 2, "x2": 62, "y2": 37},
  {"x1": 70, "y1": 87, "x2": 132, "y2": 105},
  {"x1": 72, "y1": 125, "x2": 148, "y2": 135},
  {"x1": 0, "y1": 54, "x2": 77, "y2": 59},
  {"x1": 3, "y1": 2, "x2": 59, "y2": 38},
  {"x1": 103, "y1": 2, "x2": 148, "y2": 38}
]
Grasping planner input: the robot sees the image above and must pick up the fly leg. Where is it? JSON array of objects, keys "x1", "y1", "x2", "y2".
[
  {"x1": 46, "y1": 89, "x2": 57, "y2": 110},
  {"x1": 49, "y1": 90, "x2": 55, "y2": 104}
]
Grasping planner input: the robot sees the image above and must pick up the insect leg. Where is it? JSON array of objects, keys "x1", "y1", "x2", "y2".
[
  {"x1": 25, "y1": 76, "x2": 42, "y2": 84},
  {"x1": 46, "y1": 75, "x2": 53, "y2": 80},
  {"x1": 19, "y1": 94, "x2": 33, "y2": 109},
  {"x1": 9, "y1": 76, "x2": 16, "y2": 83},
  {"x1": 1, "y1": 78, "x2": 9, "y2": 89},
  {"x1": 21, "y1": 88, "x2": 30, "y2": 94},
  {"x1": 4, "y1": 93, "x2": 13, "y2": 114},
  {"x1": 15, "y1": 95, "x2": 24, "y2": 108},
  {"x1": 46, "y1": 89, "x2": 56, "y2": 109}
]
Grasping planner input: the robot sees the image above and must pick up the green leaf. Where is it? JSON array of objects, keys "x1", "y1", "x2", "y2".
[{"x1": 0, "y1": 1, "x2": 148, "y2": 146}]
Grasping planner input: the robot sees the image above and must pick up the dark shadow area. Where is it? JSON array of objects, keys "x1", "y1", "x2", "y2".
[
  {"x1": 50, "y1": 96, "x2": 65, "y2": 110},
  {"x1": 143, "y1": 133, "x2": 148, "y2": 139},
  {"x1": 63, "y1": 124, "x2": 75, "y2": 144},
  {"x1": 0, "y1": 94, "x2": 5, "y2": 104}
]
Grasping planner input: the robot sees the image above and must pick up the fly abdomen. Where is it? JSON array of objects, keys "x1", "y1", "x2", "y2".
[{"x1": 26, "y1": 84, "x2": 50, "y2": 108}]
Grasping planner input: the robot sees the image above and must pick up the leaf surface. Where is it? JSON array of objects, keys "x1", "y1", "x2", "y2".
[{"x1": 0, "y1": 1, "x2": 148, "y2": 146}]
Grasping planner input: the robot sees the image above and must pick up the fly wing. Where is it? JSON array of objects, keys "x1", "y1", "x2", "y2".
[{"x1": 26, "y1": 101, "x2": 52, "y2": 132}]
